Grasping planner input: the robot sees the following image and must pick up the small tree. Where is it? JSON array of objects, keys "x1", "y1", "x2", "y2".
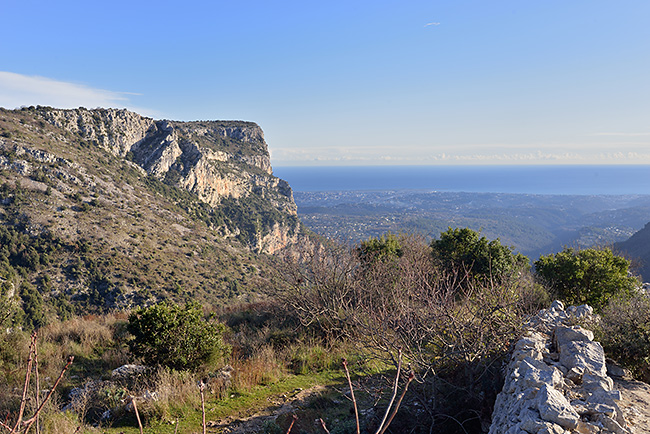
[
  {"x1": 357, "y1": 233, "x2": 403, "y2": 263},
  {"x1": 534, "y1": 247, "x2": 639, "y2": 311},
  {"x1": 128, "y1": 301, "x2": 230, "y2": 370},
  {"x1": 430, "y1": 227, "x2": 529, "y2": 283}
]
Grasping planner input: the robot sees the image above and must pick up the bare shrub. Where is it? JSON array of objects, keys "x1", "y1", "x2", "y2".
[
  {"x1": 597, "y1": 293, "x2": 650, "y2": 381},
  {"x1": 278, "y1": 234, "x2": 539, "y2": 432}
]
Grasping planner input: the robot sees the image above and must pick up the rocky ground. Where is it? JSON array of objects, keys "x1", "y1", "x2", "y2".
[{"x1": 614, "y1": 377, "x2": 650, "y2": 434}]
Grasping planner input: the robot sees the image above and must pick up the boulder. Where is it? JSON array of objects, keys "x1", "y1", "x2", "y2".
[
  {"x1": 559, "y1": 341, "x2": 607, "y2": 377},
  {"x1": 111, "y1": 364, "x2": 148, "y2": 381},
  {"x1": 536, "y1": 384, "x2": 580, "y2": 430}
]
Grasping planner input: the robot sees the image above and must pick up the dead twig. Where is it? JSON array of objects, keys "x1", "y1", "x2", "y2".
[
  {"x1": 21, "y1": 356, "x2": 74, "y2": 433},
  {"x1": 130, "y1": 396, "x2": 144, "y2": 434},
  {"x1": 199, "y1": 380, "x2": 207, "y2": 434},
  {"x1": 342, "y1": 358, "x2": 360, "y2": 434},
  {"x1": 285, "y1": 414, "x2": 298, "y2": 434},
  {"x1": 375, "y1": 348, "x2": 402, "y2": 434},
  {"x1": 377, "y1": 370, "x2": 415, "y2": 434},
  {"x1": 1, "y1": 333, "x2": 74, "y2": 434},
  {"x1": 33, "y1": 338, "x2": 40, "y2": 434},
  {"x1": 10, "y1": 333, "x2": 37, "y2": 433},
  {"x1": 319, "y1": 418, "x2": 331, "y2": 434}
]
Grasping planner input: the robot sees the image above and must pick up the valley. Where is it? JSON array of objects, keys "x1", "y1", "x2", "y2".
[{"x1": 294, "y1": 189, "x2": 650, "y2": 261}]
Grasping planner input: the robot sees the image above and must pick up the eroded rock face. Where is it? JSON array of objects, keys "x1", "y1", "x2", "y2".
[
  {"x1": 489, "y1": 301, "x2": 632, "y2": 434},
  {"x1": 38, "y1": 107, "x2": 298, "y2": 253}
]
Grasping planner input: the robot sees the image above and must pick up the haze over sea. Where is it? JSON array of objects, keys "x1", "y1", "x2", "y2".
[{"x1": 274, "y1": 165, "x2": 650, "y2": 196}]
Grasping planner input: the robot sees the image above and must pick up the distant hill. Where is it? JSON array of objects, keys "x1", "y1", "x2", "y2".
[
  {"x1": 615, "y1": 221, "x2": 650, "y2": 281},
  {"x1": 293, "y1": 190, "x2": 650, "y2": 261},
  {"x1": 0, "y1": 106, "x2": 303, "y2": 319}
]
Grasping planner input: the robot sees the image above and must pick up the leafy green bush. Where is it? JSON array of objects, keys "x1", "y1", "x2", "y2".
[
  {"x1": 127, "y1": 301, "x2": 230, "y2": 370},
  {"x1": 430, "y1": 227, "x2": 529, "y2": 282},
  {"x1": 20, "y1": 281, "x2": 46, "y2": 330},
  {"x1": 534, "y1": 247, "x2": 639, "y2": 311},
  {"x1": 597, "y1": 293, "x2": 650, "y2": 381},
  {"x1": 357, "y1": 232, "x2": 403, "y2": 263}
]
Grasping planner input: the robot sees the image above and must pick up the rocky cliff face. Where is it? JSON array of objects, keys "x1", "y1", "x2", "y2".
[{"x1": 38, "y1": 107, "x2": 298, "y2": 253}]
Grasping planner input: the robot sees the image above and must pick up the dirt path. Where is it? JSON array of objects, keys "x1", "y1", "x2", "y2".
[
  {"x1": 614, "y1": 378, "x2": 650, "y2": 434},
  {"x1": 205, "y1": 377, "x2": 650, "y2": 433},
  {"x1": 206, "y1": 385, "x2": 329, "y2": 433}
]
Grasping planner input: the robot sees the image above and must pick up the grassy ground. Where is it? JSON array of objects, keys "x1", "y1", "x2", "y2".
[{"x1": 97, "y1": 371, "x2": 350, "y2": 434}]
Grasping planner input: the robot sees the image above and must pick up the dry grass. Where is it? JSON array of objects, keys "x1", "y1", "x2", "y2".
[
  {"x1": 231, "y1": 345, "x2": 286, "y2": 391},
  {"x1": 39, "y1": 407, "x2": 101, "y2": 434},
  {"x1": 40, "y1": 314, "x2": 126, "y2": 352},
  {"x1": 36, "y1": 313, "x2": 129, "y2": 375}
]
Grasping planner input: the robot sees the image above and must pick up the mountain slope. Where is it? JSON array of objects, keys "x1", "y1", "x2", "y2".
[
  {"x1": 0, "y1": 106, "x2": 301, "y2": 319},
  {"x1": 615, "y1": 221, "x2": 650, "y2": 281}
]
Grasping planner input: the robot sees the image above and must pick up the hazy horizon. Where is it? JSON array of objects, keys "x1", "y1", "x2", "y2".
[{"x1": 273, "y1": 164, "x2": 650, "y2": 195}]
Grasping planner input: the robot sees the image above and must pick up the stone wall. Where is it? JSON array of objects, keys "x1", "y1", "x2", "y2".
[{"x1": 489, "y1": 301, "x2": 632, "y2": 434}]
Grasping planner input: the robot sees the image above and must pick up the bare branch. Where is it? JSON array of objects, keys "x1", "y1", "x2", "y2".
[
  {"x1": 285, "y1": 414, "x2": 298, "y2": 434},
  {"x1": 377, "y1": 370, "x2": 415, "y2": 434},
  {"x1": 375, "y1": 348, "x2": 402, "y2": 434},
  {"x1": 11, "y1": 333, "x2": 37, "y2": 433},
  {"x1": 319, "y1": 418, "x2": 331, "y2": 434},
  {"x1": 199, "y1": 380, "x2": 207, "y2": 434},
  {"x1": 342, "y1": 358, "x2": 360, "y2": 434},
  {"x1": 130, "y1": 396, "x2": 143, "y2": 434},
  {"x1": 22, "y1": 356, "x2": 74, "y2": 433},
  {"x1": 33, "y1": 337, "x2": 40, "y2": 434}
]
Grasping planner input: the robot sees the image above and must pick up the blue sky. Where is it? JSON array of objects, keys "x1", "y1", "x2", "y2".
[{"x1": 1, "y1": 0, "x2": 649, "y2": 166}]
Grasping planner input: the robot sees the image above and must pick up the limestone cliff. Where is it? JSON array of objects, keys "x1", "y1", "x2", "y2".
[{"x1": 38, "y1": 107, "x2": 299, "y2": 253}]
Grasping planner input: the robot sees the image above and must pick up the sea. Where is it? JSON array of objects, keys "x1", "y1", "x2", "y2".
[{"x1": 273, "y1": 165, "x2": 650, "y2": 196}]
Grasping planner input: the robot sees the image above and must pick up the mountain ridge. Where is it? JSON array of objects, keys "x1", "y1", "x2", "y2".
[{"x1": 0, "y1": 106, "x2": 304, "y2": 316}]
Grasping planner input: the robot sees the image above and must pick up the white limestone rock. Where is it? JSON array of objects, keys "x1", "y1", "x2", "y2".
[
  {"x1": 536, "y1": 384, "x2": 580, "y2": 429},
  {"x1": 559, "y1": 341, "x2": 607, "y2": 377},
  {"x1": 518, "y1": 357, "x2": 564, "y2": 390},
  {"x1": 554, "y1": 325, "x2": 595, "y2": 345},
  {"x1": 566, "y1": 304, "x2": 593, "y2": 321}
]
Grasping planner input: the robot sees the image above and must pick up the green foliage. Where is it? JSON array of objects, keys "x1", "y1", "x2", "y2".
[
  {"x1": 19, "y1": 281, "x2": 46, "y2": 330},
  {"x1": 127, "y1": 301, "x2": 230, "y2": 370},
  {"x1": 597, "y1": 293, "x2": 650, "y2": 381},
  {"x1": 430, "y1": 227, "x2": 529, "y2": 282},
  {"x1": 534, "y1": 247, "x2": 639, "y2": 311},
  {"x1": 357, "y1": 233, "x2": 403, "y2": 262}
]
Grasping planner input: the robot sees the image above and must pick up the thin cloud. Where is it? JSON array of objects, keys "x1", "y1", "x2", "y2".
[
  {"x1": 0, "y1": 71, "x2": 158, "y2": 117},
  {"x1": 424, "y1": 22, "x2": 440, "y2": 27},
  {"x1": 592, "y1": 132, "x2": 650, "y2": 137},
  {"x1": 270, "y1": 144, "x2": 650, "y2": 166}
]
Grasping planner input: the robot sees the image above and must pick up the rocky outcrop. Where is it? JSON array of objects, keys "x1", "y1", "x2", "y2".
[
  {"x1": 36, "y1": 107, "x2": 298, "y2": 253},
  {"x1": 490, "y1": 301, "x2": 632, "y2": 434}
]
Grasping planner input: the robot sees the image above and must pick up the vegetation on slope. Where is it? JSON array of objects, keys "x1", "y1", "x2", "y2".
[
  {"x1": 0, "y1": 107, "x2": 301, "y2": 325},
  {"x1": 1, "y1": 107, "x2": 648, "y2": 433},
  {"x1": 0, "y1": 225, "x2": 647, "y2": 433}
]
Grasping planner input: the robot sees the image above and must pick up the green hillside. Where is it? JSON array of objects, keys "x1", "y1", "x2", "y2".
[{"x1": 0, "y1": 107, "x2": 300, "y2": 322}]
